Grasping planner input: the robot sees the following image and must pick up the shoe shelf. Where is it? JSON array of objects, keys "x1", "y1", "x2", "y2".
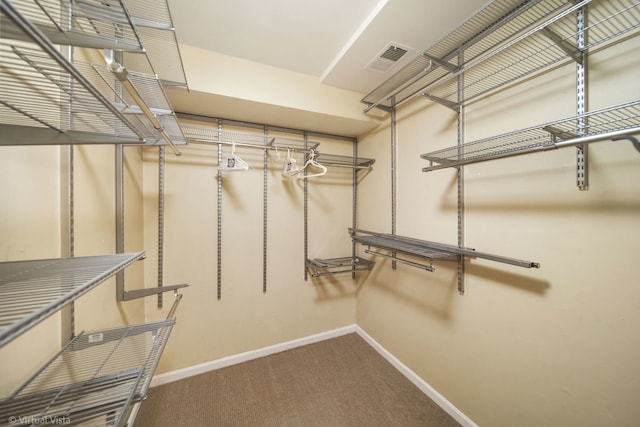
[
  {"x1": 0, "y1": 319, "x2": 175, "y2": 426},
  {"x1": 306, "y1": 257, "x2": 375, "y2": 277}
]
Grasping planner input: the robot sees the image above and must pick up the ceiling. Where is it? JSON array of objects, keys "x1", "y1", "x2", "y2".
[{"x1": 165, "y1": 0, "x2": 489, "y2": 133}]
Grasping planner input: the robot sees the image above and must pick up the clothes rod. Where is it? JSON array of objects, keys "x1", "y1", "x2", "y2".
[
  {"x1": 364, "y1": 249, "x2": 435, "y2": 272},
  {"x1": 107, "y1": 61, "x2": 182, "y2": 156}
]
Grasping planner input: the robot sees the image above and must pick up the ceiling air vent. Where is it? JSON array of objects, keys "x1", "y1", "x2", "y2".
[{"x1": 366, "y1": 42, "x2": 411, "y2": 72}]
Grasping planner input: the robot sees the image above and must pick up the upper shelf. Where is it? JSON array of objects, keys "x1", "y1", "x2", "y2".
[
  {"x1": 1, "y1": 0, "x2": 187, "y2": 85},
  {"x1": 421, "y1": 100, "x2": 640, "y2": 171},
  {"x1": 181, "y1": 123, "x2": 376, "y2": 169},
  {"x1": 0, "y1": 252, "x2": 145, "y2": 347},
  {"x1": 0, "y1": 0, "x2": 186, "y2": 150},
  {"x1": 362, "y1": 0, "x2": 640, "y2": 112}
]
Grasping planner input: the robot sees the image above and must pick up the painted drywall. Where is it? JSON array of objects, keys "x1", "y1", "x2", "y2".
[
  {"x1": 355, "y1": 33, "x2": 640, "y2": 427},
  {"x1": 166, "y1": 45, "x2": 380, "y2": 136}
]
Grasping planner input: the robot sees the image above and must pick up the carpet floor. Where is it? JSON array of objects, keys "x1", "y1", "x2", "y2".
[{"x1": 135, "y1": 333, "x2": 461, "y2": 427}]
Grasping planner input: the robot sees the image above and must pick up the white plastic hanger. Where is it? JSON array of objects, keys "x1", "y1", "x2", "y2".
[
  {"x1": 220, "y1": 143, "x2": 249, "y2": 172},
  {"x1": 282, "y1": 148, "x2": 301, "y2": 178},
  {"x1": 298, "y1": 149, "x2": 327, "y2": 179}
]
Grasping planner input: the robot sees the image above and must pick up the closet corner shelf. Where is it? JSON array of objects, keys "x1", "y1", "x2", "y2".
[
  {"x1": 306, "y1": 257, "x2": 375, "y2": 277},
  {"x1": 421, "y1": 100, "x2": 640, "y2": 171},
  {"x1": 350, "y1": 229, "x2": 539, "y2": 272},
  {"x1": 0, "y1": 252, "x2": 145, "y2": 348},
  {"x1": 0, "y1": 319, "x2": 175, "y2": 427},
  {"x1": 0, "y1": 0, "x2": 186, "y2": 150},
  {"x1": 361, "y1": 0, "x2": 640, "y2": 112}
]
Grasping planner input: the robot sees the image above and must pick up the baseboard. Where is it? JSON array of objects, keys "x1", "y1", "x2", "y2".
[
  {"x1": 150, "y1": 324, "x2": 358, "y2": 387},
  {"x1": 151, "y1": 324, "x2": 475, "y2": 426},
  {"x1": 355, "y1": 326, "x2": 478, "y2": 427}
]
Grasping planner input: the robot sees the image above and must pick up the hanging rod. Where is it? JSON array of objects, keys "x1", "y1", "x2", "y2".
[
  {"x1": 0, "y1": 0, "x2": 145, "y2": 140},
  {"x1": 105, "y1": 53, "x2": 182, "y2": 156}
]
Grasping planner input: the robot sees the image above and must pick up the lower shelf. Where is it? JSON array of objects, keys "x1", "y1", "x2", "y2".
[
  {"x1": 0, "y1": 320, "x2": 175, "y2": 427},
  {"x1": 306, "y1": 257, "x2": 375, "y2": 277}
]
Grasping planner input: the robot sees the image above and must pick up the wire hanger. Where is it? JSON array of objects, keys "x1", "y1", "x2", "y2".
[
  {"x1": 298, "y1": 149, "x2": 327, "y2": 179},
  {"x1": 220, "y1": 143, "x2": 249, "y2": 172},
  {"x1": 282, "y1": 148, "x2": 301, "y2": 178}
]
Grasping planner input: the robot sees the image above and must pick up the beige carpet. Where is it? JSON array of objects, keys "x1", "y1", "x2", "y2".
[{"x1": 135, "y1": 333, "x2": 461, "y2": 426}]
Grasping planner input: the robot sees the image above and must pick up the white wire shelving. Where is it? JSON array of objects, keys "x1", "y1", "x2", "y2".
[
  {"x1": 0, "y1": 319, "x2": 175, "y2": 426},
  {"x1": 0, "y1": 252, "x2": 145, "y2": 347}
]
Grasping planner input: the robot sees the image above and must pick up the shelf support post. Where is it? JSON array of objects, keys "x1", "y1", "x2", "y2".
[
  {"x1": 457, "y1": 48, "x2": 465, "y2": 295},
  {"x1": 60, "y1": 2, "x2": 74, "y2": 345},
  {"x1": 217, "y1": 120, "x2": 223, "y2": 299},
  {"x1": 391, "y1": 98, "x2": 397, "y2": 270},
  {"x1": 576, "y1": 4, "x2": 588, "y2": 190}
]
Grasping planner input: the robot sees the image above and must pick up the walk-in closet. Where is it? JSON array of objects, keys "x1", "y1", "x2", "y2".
[{"x1": 1, "y1": 0, "x2": 639, "y2": 426}]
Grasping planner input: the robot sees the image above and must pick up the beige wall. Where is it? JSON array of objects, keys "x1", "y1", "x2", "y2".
[{"x1": 356, "y1": 34, "x2": 640, "y2": 427}]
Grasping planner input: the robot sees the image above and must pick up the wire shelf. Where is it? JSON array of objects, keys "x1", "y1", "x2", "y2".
[
  {"x1": 0, "y1": 1, "x2": 186, "y2": 147},
  {"x1": 421, "y1": 100, "x2": 640, "y2": 171},
  {"x1": 306, "y1": 257, "x2": 375, "y2": 277},
  {"x1": 0, "y1": 252, "x2": 145, "y2": 347},
  {"x1": 0, "y1": 320, "x2": 175, "y2": 427},
  {"x1": 362, "y1": 0, "x2": 640, "y2": 111},
  {"x1": 5, "y1": 0, "x2": 187, "y2": 85},
  {"x1": 182, "y1": 124, "x2": 320, "y2": 151},
  {"x1": 351, "y1": 229, "x2": 540, "y2": 271}
]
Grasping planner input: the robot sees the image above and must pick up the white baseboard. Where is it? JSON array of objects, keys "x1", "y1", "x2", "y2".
[
  {"x1": 150, "y1": 324, "x2": 357, "y2": 387},
  {"x1": 355, "y1": 326, "x2": 478, "y2": 427},
  {"x1": 150, "y1": 324, "x2": 475, "y2": 427}
]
